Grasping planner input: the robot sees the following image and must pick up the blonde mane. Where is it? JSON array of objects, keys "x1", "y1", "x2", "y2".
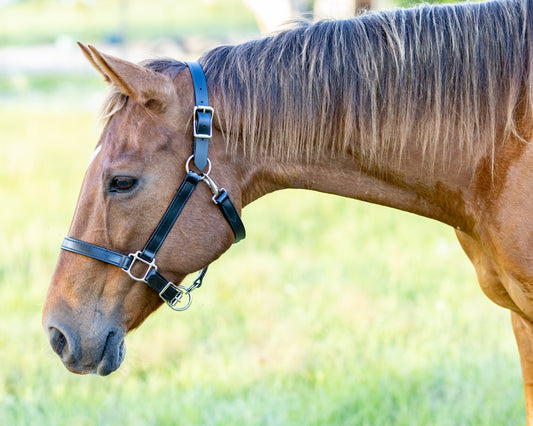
[
  {"x1": 101, "y1": 0, "x2": 533, "y2": 173},
  {"x1": 200, "y1": 0, "x2": 533, "y2": 171}
]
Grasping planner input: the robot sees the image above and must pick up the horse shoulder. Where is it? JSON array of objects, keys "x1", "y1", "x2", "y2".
[{"x1": 455, "y1": 229, "x2": 519, "y2": 312}]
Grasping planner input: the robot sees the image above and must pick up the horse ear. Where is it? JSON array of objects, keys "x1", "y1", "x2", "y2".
[
  {"x1": 77, "y1": 42, "x2": 111, "y2": 84},
  {"x1": 77, "y1": 42, "x2": 174, "y2": 112}
]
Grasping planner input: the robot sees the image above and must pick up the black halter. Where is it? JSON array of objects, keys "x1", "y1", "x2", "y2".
[{"x1": 60, "y1": 61, "x2": 245, "y2": 311}]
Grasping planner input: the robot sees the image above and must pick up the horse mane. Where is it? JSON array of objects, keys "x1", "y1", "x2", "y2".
[
  {"x1": 100, "y1": 0, "x2": 533, "y2": 174},
  {"x1": 198, "y1": 0, "x2": 533, "y2": 172}
]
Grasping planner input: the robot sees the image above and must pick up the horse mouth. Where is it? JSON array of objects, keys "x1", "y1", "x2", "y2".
[{"x1": 96, "y1": 330, "x2": 126, "y2": 376}]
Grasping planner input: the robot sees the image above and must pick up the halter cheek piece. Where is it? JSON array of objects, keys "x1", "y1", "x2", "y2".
[{"x1": 60, "y1": 61, "x2": 245, "y2": 311}]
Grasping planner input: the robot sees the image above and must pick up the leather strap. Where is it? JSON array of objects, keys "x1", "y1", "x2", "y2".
[
  {"x1": 141, "y1": 171, "x2": 202, "y2": 261},
  {"x1": 146, "y1": 269, "x2": 181, "y2": 300},
  {"x1": 214, "y1": 190, "x2": 246, "y2": 243},
  {"x1": 186, "y1": 61, "x2": 212, "y2": 172},
  {"x1": 62, "y1": 237, "x2": 132, "y2": 269},
  {"x1": 186, "y1": 61, "x2": 209, "y2": 108}
]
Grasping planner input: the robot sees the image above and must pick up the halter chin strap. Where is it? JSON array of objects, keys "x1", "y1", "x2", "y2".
[{"x1": 60, "y1": 61, "x2": 245, "y2": 311}]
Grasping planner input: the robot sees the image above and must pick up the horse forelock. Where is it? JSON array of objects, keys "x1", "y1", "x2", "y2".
[{"x1": 199, "y1": 0, "x2": 533, "y2": 173}]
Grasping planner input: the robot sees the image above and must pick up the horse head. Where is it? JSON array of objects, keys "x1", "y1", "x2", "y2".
[{"x1": 42, "y1": 44, "x2": 243, "y2": 375}]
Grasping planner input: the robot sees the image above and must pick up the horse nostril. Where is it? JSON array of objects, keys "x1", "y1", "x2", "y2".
[{"x1": 49, "y1": 327, "x2": 67, "y2": 356}]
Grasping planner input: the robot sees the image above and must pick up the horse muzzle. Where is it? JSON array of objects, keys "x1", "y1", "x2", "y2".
[{"x1": 44, "y1": 317, "x2": 126, "y2": 376}]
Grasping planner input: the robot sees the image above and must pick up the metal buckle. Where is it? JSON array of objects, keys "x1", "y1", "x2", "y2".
[
  {"x1": 123, "y1": 251, "x2": 157, "y2": 283},
  {"x1": 201, "y1": 173, "x2": 224, "y2": 203},
  {"x1": 159, "y1": 282, "x2": 193, "y2": 311},
  {"x1": 193, "y1": 106, "x2": 214, "y2": 138}
]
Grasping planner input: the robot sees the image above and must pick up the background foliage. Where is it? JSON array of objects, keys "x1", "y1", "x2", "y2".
[{"x1": 0, "y1": 0, "x2": 257, "y2": 46}]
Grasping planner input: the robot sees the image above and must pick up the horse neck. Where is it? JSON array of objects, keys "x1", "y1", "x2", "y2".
[{"x1": 237, "y1": 147, "x2": 481, "y2": 235}]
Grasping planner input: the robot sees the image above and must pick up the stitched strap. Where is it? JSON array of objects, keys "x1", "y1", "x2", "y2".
[
  {"x1": 214, "y1": 190, "x2": 246, "y2": 243},
  {"x1": 141, "y1": 171, "x2": 202, "y2": 261},
  {"x1": 146, "y1": 267, "x2": 208, "y2": 309},
  {"x1": 185, "y1": 61, "x2": 212, "y2": 172},
  {"x1": 61, "y1": 237, "x2": 132, "y2": 269},
  {"x1": 186, "y1": 61, "x2": 209, "y2": 108},
  {"x1": 146, "y1": 269, "x2": 180, "y2": 300}
]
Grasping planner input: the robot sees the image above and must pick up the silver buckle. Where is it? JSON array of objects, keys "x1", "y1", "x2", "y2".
[
  {"x1": 123, "y1": 251, "x2": 157, "y2": 283},
  {"x1": 193, "y1": 106, "x2": 214, "y2": 138},
  {"x1": 159, "y1": 282, "x2": 193, "y2": 311}
]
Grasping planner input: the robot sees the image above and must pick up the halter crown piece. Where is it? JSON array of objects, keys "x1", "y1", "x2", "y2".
[{"x1": 60, "y1": 62, "x2": 246, "y2": 311}]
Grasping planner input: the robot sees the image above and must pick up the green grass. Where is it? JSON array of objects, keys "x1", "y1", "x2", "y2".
[
  {"x1": 0, "y1": 88, "x2": 526, "y2": 424},
  {"x1": 0, "y1": 74, "x2": 103, "y2": 96},
  {"x1": 0, "y1": 0, "x2": 258, "y2": 46}
]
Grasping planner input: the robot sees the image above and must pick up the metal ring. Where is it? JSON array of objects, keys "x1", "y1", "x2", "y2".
[
  {"x1": 166, "y1": 285, "x2": 193, "y2": 311},
  {"x1": 185, "y1": 155, "x2": 212, "y2": 175}
]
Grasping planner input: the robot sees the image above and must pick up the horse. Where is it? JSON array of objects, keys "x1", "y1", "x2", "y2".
[{"x1": 43, "y1": 0, "x2": 533, "y2": 420}]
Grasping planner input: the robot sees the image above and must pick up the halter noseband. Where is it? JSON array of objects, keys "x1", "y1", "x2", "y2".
[{"x1": 60, "y1": 61, "x2": 245, "y2": 311}]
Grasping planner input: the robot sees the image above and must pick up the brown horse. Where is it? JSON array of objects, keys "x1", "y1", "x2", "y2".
[{"x1": 43, "y1": 0, "x2": 533, "y2": 420}]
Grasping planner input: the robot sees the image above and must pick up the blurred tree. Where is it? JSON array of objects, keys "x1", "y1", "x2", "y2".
[
  {"x1": 245, "y1": 0, "x2": 464, "y2": 33},
  {"x1": 245, "y1": 0, "x2": 381, "y2": 33}
]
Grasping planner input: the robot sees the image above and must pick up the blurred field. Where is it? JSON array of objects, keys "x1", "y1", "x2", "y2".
[
  {"x1": 0, "y1": 0, "x2": 257, "y2": 46},
  {"x1": 0, "y1": 0, "x2": 528, "y2": 424}
]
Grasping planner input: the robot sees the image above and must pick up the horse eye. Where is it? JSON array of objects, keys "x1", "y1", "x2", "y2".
[{"x1": 108, "y1": 176, "x2": 138, "y2": 193}]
